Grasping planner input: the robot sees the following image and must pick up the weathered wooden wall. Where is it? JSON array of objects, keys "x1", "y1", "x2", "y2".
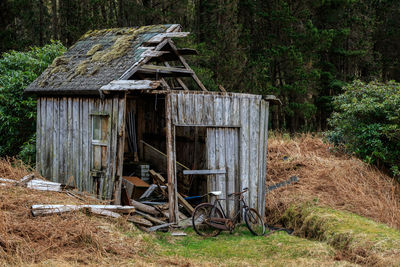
[
  {"x1": 36, "y1": 95, "x2": 125, "y2": 200},
  {"x1": 169, "y1": 91, "x2": 269, "y2": 217}
]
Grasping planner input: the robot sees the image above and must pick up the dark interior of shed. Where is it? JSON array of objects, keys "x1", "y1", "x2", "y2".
[{"x1": 122, "y1": 94, "x2": 208, "y2": 203}]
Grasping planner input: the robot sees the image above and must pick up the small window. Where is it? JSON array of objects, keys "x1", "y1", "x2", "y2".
[{"x1": 92, "y1": 115, "x2": 109, "y2": 146}]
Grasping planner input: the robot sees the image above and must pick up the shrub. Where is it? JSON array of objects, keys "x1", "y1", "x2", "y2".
[
  {"x1": 327, "y1": 80, "x2": 400, "y2": 177},
  {"x1": 0, "y1": 41, "x2": 66, "y2": 163}
]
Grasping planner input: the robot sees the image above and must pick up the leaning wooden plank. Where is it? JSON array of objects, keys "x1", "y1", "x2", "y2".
[
  {"x1": 145, "y1": 32, "x2": 190, "y2": 44},
  {"x1": 139, "y1": 184, "x2": 159, "y2": 199},
  {"x1": 128, "y1": 215, "x2": 153, "y2": 227},
  {"x1": 149, "y1": 169, "x2": 194, "y2": 214},
  {"x1": 101, "y1": 80, "x2": 161, "y2": 91},
  {"x1": 135, "y1": 210, "x2": 166, "y2": 225},
  {"x1": 177, "y1": 194, "x2": 194, "y2": 215},
  {"x1": 148, "y1": 223, "x2": 174, "y2": 232},
  {"x1": 130, "y1": 200, "x2": 160, "y2": 216}
]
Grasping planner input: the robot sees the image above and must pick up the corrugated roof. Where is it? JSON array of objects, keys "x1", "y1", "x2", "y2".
[{"x1": 25, "y1": 24, "x2": 179, "y2": 95}]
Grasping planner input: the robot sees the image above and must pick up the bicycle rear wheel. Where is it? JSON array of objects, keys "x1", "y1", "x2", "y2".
[
  {"x1": 244, "y1": 208, "x2": 265, "y2": 236},
  {"x1": 192, "y1": 203, "x2": 224, "y2": 237}
]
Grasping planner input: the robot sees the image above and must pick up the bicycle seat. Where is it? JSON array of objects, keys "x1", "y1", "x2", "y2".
[{"x1": 209, "y1": 191, "x2": 222, "y2": 196}]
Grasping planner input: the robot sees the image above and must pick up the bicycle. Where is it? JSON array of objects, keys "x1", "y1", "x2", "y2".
[{"x1": 192, "y1": 187, "x2": 265, "y2": 237}]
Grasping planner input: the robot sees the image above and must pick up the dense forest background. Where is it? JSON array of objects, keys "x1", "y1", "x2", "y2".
[{"x1": 1, "y1": 0, "x2": 400, "y2": 132}]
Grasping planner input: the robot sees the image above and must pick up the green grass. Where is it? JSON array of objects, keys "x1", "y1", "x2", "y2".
[{"x1": 153, "y1": 226, "x2": 353, "y2": 266}]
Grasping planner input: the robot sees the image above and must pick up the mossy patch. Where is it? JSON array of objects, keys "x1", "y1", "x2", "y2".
[
  {"x1": 50, "y1": 56, "x2": 69, "y2": 67},
  {"x1": 74, "y1": 59, "x2": 90, "y2": 75},
  {"x1": 86, "y1": 44, "x2": 103, "y2": 56},
  {"x1": 280, "y1": 204, "x2": 400, "y2": 265}
]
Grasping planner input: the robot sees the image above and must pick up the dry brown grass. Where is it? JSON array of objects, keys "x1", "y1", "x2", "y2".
[
  {"x1": 265, "y1": 133, "x2": 400, "y2": 229},
  {"x1": 0, "y1": 158, "x2": 153, "y2": 266}
]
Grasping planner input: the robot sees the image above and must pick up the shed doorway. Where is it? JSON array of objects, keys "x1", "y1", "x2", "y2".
[{"x1": 174, "y1": 126, "x2": 240, "y2": 218}]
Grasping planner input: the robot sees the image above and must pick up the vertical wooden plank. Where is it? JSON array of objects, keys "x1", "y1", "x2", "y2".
[
  {"x1": 52, "y1": 98, "x2": 59, "y2": 183},
  {"x1": 177, "y1": 92, "x2": 185, "y2": 124},
  {"x1": 88, "y1": 99, "x2": 95, "y2": 194},
  {"x1": 170, "y1": 93, "x2": 178, "y2": 124},
  {"x1": 225, "y1": 129, "x2": 235, "y2": 217},
  {"x1": 249, "y1": 97, "x2": 260, "y2": 210},
  {"x1": 72, "y1": 98, "x2": 80, "y2": 189},
  {"x1": 40, "y1": 98, "x2": 47, "y2": 176},
  {"x1": 113, "y1": 94, "x2": 126, "y2": 204},
  {"x1": 232, "y1": 97, "x2": 240, "y2": 126},
  {"x1": 45, "y1": 98, "x2": 53, "y2": 180},
  {"x1": 81, "y1": 98, "x2": 89, "y2": 193},
  {"x1": 166, "y1": 93, "x2": 178, "y2": 223},
  {"x1": 59, "y1": 97, "x2": 67, "y2": 184},
  {"x1": 66, "y1": 98, "x2": 73, "y2": 186},
  {"x1": 206, "y1": 128, "x2": 216, "y2": 202},
  {"x1": 203, "y1": 94, "x2": 214, "y2": 125},
  {"x1": 261, "y1": 101, "x2": 270, "y2": 217},
  {"x1": 214, "y1": 96, "x2": 223, "y2": 126},
  {"x1": 216, "y1": 128, "x2": 226, "y2": 213},
  {"x1": 223, "y1": 96, "x2": 230, "y2": 126},
  {"x1": 257, "y1": 99, "x2": 266, "y2": 215},
  {"x1": 36, "y1": 99, "x2": 41, "y2": 173},
  {"x1": 239, "y1": 98, "x2": 250, "y2": 206}
]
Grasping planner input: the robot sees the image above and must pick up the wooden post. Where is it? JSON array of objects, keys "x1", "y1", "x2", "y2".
[{"x1": 165, "y1": 93, "x2": 178, "y2": 223}]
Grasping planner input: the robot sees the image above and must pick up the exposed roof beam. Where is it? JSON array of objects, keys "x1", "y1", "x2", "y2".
[
  {"x1": 101, "y1": 80, "x2": 161, "y2": 92},
  {"x1": 165, "y1": 62, "x2": 189, "y2": 91},
  {"x1": 145, "y1": 32, "x2": 190, "y2": 44},
  {"x1": 136, "y1": 64, "x2": 194, "y2": 77},
  {"x1": 167, "y1": 39, "x2": 208, "y2": 91}
]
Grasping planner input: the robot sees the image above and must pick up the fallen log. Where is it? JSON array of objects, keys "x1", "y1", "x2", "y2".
[
  {"x1": 130, "y1": 200, "x2": 160, "y2": 216},
  {"x1": 31, "y1": 204, "x2": 135, "y2": 217}
]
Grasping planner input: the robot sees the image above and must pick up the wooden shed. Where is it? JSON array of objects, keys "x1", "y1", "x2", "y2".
[{"x1": 25, "y1": 24, "x2": 276, "y2": 222}]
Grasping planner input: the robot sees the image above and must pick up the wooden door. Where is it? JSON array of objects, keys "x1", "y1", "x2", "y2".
[{"x1": 206, "y1": 127, "x2": 239, "y2": 217}]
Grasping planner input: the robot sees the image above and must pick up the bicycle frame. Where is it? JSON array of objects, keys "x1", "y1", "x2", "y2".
[{"x1": 211, "y1": 194, "x2": 249, "y2": 224}]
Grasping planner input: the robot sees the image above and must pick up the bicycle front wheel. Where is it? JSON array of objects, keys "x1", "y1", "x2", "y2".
[
  {"x1": 244, "y1": 208, "x2": 265, "y2": 236},
  {"x1": 192, "y1": 203, "x2": 223, "y2": 237}
]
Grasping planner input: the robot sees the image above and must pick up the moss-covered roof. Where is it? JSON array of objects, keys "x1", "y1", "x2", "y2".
[{"x1": 25, "y1": 24, "x2": 179, "y2": 95}]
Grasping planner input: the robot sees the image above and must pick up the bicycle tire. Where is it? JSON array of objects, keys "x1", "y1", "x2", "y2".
[
  {"x1": 192, "y1": 203, "x2": 224, "y2": 237},
  {"x1": 244, "y1": 208, "x2": 266, "y2": 236}
]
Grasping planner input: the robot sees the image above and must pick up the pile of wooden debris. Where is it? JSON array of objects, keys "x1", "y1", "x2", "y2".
[{"x1": 0, "y1": 168, "x2": 194, "y2": 233}]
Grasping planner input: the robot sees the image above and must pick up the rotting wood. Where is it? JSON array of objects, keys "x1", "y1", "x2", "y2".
[{"x1": 130, "y1": 200, "x2": 159, "y2": 216}]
